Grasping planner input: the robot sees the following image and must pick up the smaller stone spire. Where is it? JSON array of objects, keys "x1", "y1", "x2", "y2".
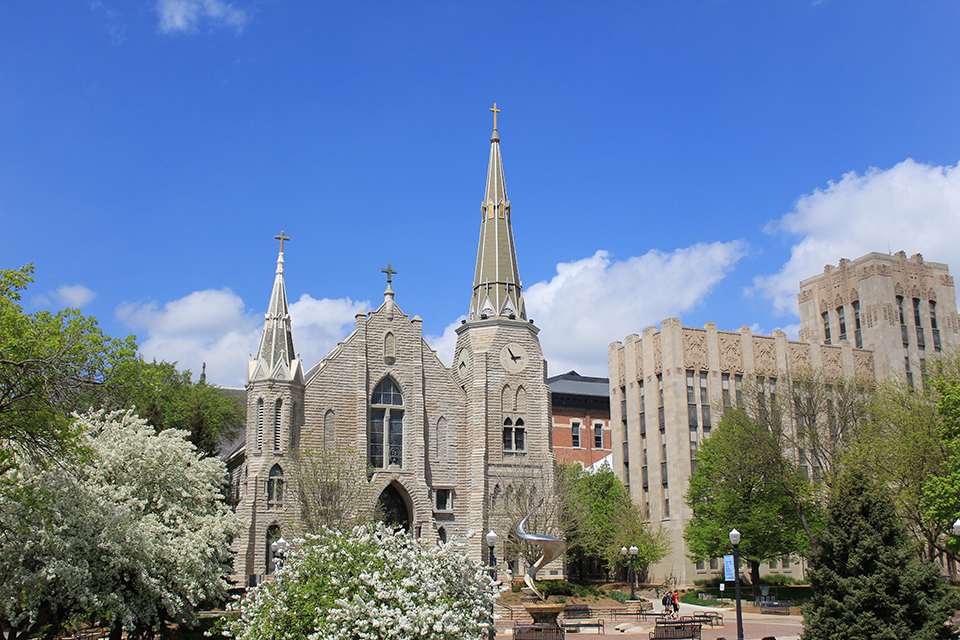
[{"x1": 249, "y1": 232, "x2": 302, "y2": 383}]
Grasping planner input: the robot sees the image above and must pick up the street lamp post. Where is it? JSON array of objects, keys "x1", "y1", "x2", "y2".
[
  {"x1": 729, "y1": 529, "x2": 744, "y2": 640},
  {"x1": 486, "y1": 530, "x2": 498, "y2": 640},
  {"x1": 270, "y1": 536, "x2": 290, "y2": 571},
  {"x1": 620, "y1": 545, "x2": 639, "y2": 600}
]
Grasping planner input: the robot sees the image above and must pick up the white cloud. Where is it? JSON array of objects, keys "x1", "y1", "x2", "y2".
[
  {"x1": 54, "y1": 285, "x2": 97, "y2": 307},
  {"x1": 522, "y1": 243, "x2": 747, "y2": 377},
  {"x1": 116, "y1": 289, "x2": 368, "y2": 387},
  {"x1": 425, "y1": 315, "x2": 467, "y2": 368},
  {"x1": 91, "y1": 1, "x2": 126, "y2": 44},
  {"x1": 753, "y1": 159, "x2": 960, "y2": 317},
  {"x1": 156, "y1": 0, "x2": 249, "y2": 35},
  {"x1": 288, "y1": 293, "x2": 371, "y2": 368}
]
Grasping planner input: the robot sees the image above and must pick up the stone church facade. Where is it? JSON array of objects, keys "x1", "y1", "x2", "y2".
[{"x1": 230, "y1": 116, "x2": 556, "y2": 584}]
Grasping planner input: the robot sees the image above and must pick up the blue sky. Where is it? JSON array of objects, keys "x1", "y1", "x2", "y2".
[{"x1": 2, "y1": 0, "x2": 959, "y2": 387}]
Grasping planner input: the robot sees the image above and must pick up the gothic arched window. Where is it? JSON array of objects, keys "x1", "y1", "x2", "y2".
[
  {"x1": 267, "y1": 464, "x2": 284, "y2": 506},
  {"x1": 370, "y1": 378, "x2": 403, "y2": 468}
]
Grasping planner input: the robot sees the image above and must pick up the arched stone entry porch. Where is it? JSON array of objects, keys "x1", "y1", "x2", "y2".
[{"x1": 377, "y1": 482, "x2": 411, "y2": 532}]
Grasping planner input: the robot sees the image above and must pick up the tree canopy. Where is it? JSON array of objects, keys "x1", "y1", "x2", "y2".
[
  {"x1": 559, "y1": 462, "x2": 668, "y2": 580},
  {"x1": 0, "y1": 265, "x2": 137, "y2": 481},
  {"x1": 684, "y1": 409, "x2": 820, "y2": 591},
  {"x1": 803, "y1": 469, "x2": 957, "y2": 640},
  {"x1": 0, "y1": 410, "x2": 241, "y2": 640}
]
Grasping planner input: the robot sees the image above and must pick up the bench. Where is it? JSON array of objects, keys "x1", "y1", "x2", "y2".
[
  {"x1": 648, "y1": 621, "x2": 702, "y2": 639},
  {"x1": 560, "y1": 605, "x2": 604, "y2": 633},
  {"x1": 513, "y1": 624, "x2": 566, "y2": 639},
  {"x1": 691, "y1": 611, "x2": 723, "y2": 627},
  {"x1": 760, "y1": 601, "x2": 790, "y2": 615}
]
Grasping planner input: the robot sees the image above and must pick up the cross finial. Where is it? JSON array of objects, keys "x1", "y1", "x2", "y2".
[
  {"x1": 275, "y1": 230, "x2": 290, "y2": 253},
  {"x1": 490, "y1": 102, "x2": 500, "y2": 129},
  {"x1": 382, "y1": 263, "x2": 397, "y2": 285}
]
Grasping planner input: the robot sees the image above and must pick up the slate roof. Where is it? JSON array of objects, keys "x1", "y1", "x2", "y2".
[{"x1": 547, "y1": 370, "x2": 610, "y2": 398}]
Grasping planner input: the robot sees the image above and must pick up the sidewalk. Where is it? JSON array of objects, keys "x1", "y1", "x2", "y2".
[{"x1": 495, "y1": 600, "x2": 804, "y2": 640}]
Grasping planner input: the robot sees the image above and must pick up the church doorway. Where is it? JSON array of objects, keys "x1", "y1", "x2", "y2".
[{"x1": 377, "y1": 483, "x2": 411, "y2": 532}]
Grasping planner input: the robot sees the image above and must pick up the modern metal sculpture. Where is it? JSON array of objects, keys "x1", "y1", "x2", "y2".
[{"x1": 516, "y1": 504, "x2": 566, "y2": 601}]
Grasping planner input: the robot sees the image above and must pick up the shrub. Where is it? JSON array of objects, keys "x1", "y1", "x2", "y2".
[
  {"x1": 223, "y1": 524, "x2": 499, "y2": 640},
  {"x1": 609, "y1": 591, "x2": 628, "y2": 604}
]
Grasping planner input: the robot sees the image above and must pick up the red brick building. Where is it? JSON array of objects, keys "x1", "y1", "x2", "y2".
[{"x1": 548, "y1": 371, "x2": 611, "y2": 468}]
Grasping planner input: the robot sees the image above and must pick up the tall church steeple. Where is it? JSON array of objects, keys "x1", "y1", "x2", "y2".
[
  {"x1": 469, "y1": 103, "x2": 526, "y2": 322},
  {"x1": 249, "y1": 231, "x2": 302, "y2": 382}
]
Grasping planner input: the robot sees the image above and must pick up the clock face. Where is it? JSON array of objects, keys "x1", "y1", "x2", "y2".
[
  {"x1": 456, "y1": 349, "x2": 471, "y2": 377},
  {"x1": 499, "y1": 342, "x2": 528, "y2": 373}
]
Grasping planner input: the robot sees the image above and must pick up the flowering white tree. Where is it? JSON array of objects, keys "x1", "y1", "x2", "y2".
[
  {"x1": 0, "y1": 410, "x2": 241, "y2": 640},
  {"x1": 223, "y1": 524, "x2": 499, "y2": 640}
]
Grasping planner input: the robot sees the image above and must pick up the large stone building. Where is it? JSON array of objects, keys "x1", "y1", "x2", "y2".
[
  {"x1": 798, "y1": 251, "x2": 960, "y2": 386},
  {"x1": 609, "y1": 251, "x2": 960, "y2": 587},
  {"x1": 229, "y1": 116, "x2": 556, "y2": 584}
]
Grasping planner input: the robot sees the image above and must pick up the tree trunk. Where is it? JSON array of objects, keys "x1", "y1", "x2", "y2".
[
  {"x1": 750, "y1": 559, "x2": 761, "y2": 598},
  {"x1": 110, "y1": 619, "x2": 123, "y2": 640}
]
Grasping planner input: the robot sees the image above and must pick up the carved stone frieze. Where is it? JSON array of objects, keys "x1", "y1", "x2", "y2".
[
  {"x1": 798, "y1": 289, "x2": 814, "y2": 303},
  {"x1": 789, "y1": 343, "x2": 810, "y2": 370},
  {"x1": 683, "y1": 329, "x2": 707, "y2": 370},
  {"x1": 854, "y1": 351, "x2": 873, "y2": 378},
  {"x1": 822, "y1": 348, "x2": 842, "y2": 375},
  {"x1": 719, "y1": 334, "x2": 743, "y2": 373},
  {"x1": 653, "y1": 334, "x2": 662, "y2": 374},
  {"x1": 754, "y1": 337, "x2": 776, "y2": 373},
  {"x1": 820, "y1": 298, "x2": 829, "y2": 313},
  {"x1": 849, "y1": 288, "x2": 858, "y2": 302},
  {"x1": 635, "y1": 342, "x2": 643, "y2": 377},
  {"x1": 940, "y1": 274, "x2": 954, "y2": 287}
]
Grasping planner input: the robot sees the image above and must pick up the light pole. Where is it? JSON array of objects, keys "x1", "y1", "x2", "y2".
[
  {"x1": 729, "y1": 529, "x2": 744, "y2": 640},
  {"x1": 270, "y1": 536, "x2": 290, "y2": 571},
  {"x1": 486, "y1": 530, "x2": 498, "y2": 640},
  {"x1": 620, "y1": 545, "x2": 639, "y2": 600}
]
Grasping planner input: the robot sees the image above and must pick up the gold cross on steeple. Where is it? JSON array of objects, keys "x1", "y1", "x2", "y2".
[
  {"x1": 490, "y1": 102, "x2": 500, "y2": 129},
  {"x1": 381, "y1": 263, "x2": 397, "y2": 285},
  {"x1": 275, "y1": 230, "x2": 290, "y2": 253}
]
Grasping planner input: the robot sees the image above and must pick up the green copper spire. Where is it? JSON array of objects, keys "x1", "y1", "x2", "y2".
[{"x1": 469, "y1": 104, "x2": 525, "y2": 321}]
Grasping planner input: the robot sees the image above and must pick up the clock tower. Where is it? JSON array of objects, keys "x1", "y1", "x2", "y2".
[{"x1": 454, "y1": 105, "x2": 555, "y2": 557}]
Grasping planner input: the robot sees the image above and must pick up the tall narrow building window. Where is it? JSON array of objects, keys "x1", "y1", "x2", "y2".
[
  {"x1": 571, "y1": 422, "x2": 581, "y2": 448},
  {"x1": 273, "y1": 399, "x2": 282, "y2": 451},
  {"x1": 735, "y1": 374, "x2": 744, "y2": 408},
  {"x1": 594, "y1": 423, "x2": 604, "y2": 449},
  {"x1": 256, "y1": 398, "x2": 264, "y2": 451},
  {"x1": 822, "y1": 311, "x2": 831, "y2": 345},
  {"x1": 657, "y1": 374, "x2": 665, "y2": 432},
  {"x1": 699, "y1": 372, "x2": 710, "y2": 431},
  {"x1": 686, "y1": 371, "x2": 698, "y2": 428},
  {"x1": 913, "y1": 298, "x2": 925, "y2": 350},
  {"x1": 837, "y1": 306, "x2": 847, "y2": 341},
  {"x1": 898, "y1": 296, "x2": 909, "y2": 348},
  {"x1": 853, "y1": 301, "x2": 863, "y2": 348},
  {"x1": 638, "y1": 380, "x2": 646, "y2": 437},
  {"x1": 931, "y1": 300, "x2": 941, "y2": 352},
  {"x1": 503, "y1": 418, "x2": 525, "y2": 452},
  {"x1": 721, "y1": 373, "x2": 731, "y2": 409},
  {"x1": 369, "y1": 378, "x2": 403, "y2": 468}
]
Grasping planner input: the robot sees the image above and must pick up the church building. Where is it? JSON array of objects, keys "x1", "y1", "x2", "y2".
[{"x1": 230, "y1": 110, "x2": 556, "y2": 583}]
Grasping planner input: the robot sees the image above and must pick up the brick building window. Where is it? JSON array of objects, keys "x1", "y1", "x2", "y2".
[
  {"x1": 571, "y1": 422, "x2": 581, "y2": 448},
  {"x1": 594, "y1": 423, "x2": 603, "y2": 449}
]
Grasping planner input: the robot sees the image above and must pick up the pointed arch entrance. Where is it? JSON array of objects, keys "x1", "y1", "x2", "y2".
[{"x1": 377, "y1": 483, "x2": 411, "y2": 532}]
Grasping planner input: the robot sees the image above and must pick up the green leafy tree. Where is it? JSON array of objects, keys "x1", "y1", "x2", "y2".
[
  {"x1": 803, "y1": 469, "x2": 957, "y2": 640},
  {"x1": 0, "y1": 410, "x2": 241, "y2": 640},
  {"x1": 920, "y1": 352, "x2": 960, "y2": 560},
  {"x1": 685, "y1": 409, "x2": 820, "y2": 593},
  {"x1": 559, "y1": 463, "x2": 668, "y2": 581},
  {"x1": 860, "y1": 374, "x2": 951, "y2": 562},
  {"x1": 0, "y1": 265, "x2": 137, "y2": 487},
  {"x1": 108, "y1": 359, "x2": 243, "y2": 456}
]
